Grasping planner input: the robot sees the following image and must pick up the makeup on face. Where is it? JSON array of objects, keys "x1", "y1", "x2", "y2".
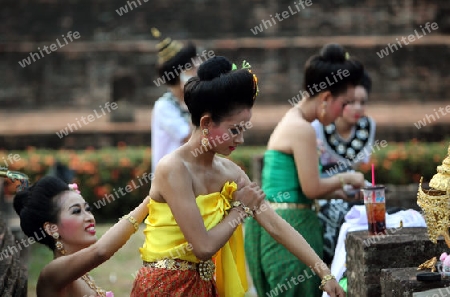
[
  {"x1": 205, "y1": 122, "x2": 250, "y2": 154},
  {"x1": 57, "y1": 192, "x2": 97, "y2": 247},
  {"x1": 206, "y1": 109, "x2": 252, "y2": 153}
]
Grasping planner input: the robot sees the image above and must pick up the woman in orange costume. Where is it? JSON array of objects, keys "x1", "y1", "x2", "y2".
[{"x1": 131, "y1": 56, "x2": 345, "y2": 297}]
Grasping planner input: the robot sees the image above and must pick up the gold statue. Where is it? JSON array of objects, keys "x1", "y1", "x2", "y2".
[
  {"x1": 417, "y1": 144, "x2": 450, "y2": 271},
  {"x1": 0, "y1": 166, "x2": 29, "y2": 192},
  {"x1": 417, "y1": 144, "x2": 450, "y2": 247}
]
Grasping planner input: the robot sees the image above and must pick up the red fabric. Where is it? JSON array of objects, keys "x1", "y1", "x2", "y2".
[{"x1": 131, "y1": 265, "x2": 219, "y2": 297}]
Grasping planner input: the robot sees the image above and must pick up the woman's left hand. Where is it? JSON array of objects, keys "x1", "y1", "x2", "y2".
[
  {"x1": 335, "y1": 187, "x2": 363, "y2": 202},
  {"x1": 322, "y1": 279, "x2": 345, "y2": 297}
]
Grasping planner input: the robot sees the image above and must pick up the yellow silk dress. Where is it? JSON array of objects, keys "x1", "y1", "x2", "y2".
[{"x1": 131, "y1": 181, "x2": 248, "y2": 297}]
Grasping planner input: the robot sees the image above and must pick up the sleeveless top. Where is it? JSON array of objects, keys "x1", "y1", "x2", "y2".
[
  {"x1": 262, "y1": 150, "x2": 314, "y2": 205},
  {"x1": 139, "y1": 181, "x2": 248, "y2": 297}
]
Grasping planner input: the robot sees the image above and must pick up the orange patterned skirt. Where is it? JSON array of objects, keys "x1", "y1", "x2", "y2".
[{"x1": 130, "y1": 265, "x2": 219, "y2": 297}]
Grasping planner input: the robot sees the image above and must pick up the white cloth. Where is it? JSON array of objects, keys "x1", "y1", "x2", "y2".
[
  {"x1": 322, "y1": 205, "x2": 427, "y2": 297},
  {"x1": 151, "y1": 92, "x2": 190, "y2": 173}
]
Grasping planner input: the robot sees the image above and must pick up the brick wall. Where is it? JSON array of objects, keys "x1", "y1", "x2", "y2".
[
  {"x1": 0, "y1": 0, "x2": 449, "y2": 110},
  {"x1": 2, "y1": 0, "x2": 449, "y2": 41}
]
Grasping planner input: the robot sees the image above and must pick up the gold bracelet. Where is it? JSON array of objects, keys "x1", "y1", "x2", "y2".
[
  {"x1": 121, "y1": 214, "x2": 139, "y2": 232},
  {"x1": 231, "y1": 201, "x2": 254, "y2": 218},
  {"x1": 231, "y1": 207, "x2": 248, "y2": 225},
  {"x1": 319, "y1": 274, "x2": 336, "y2": 291},
  {"x1": 338, "y1": 176, "x2": 346, "y2": 188}
]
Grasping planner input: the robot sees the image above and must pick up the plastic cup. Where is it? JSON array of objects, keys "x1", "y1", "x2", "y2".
[{"x1": 361, "y1": 185, "x2": 386, "y2": 235}]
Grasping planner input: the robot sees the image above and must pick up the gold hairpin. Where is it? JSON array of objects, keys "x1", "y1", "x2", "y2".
[{"x1": 151, "y1": 28, "x2": 161, "y2": 38}]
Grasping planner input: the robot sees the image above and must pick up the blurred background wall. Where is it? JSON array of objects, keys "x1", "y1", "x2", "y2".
[{"x1": 0, "y1": 0, "x2": 449, "y2": 148}]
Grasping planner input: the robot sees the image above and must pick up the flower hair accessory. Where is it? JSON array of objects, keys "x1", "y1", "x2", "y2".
[
  {"x1": 231, "y1": 60, "x2": 259, "y2": 101},
  {"x1": 68, "y1": 183, "x2": 80, "y2": 194}
]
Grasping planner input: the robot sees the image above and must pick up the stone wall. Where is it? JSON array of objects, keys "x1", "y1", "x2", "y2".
[
  {"x1": 1, "y1": 0, "x2": 449, "y2": 110},
  {"x1": 2, "y1": 0, "x2": 449, "y2": 41},
  {"x1": 346, "y1": 228, "x2": 449, "y2": 297}
]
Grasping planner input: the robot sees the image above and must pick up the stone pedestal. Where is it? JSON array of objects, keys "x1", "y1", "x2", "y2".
[
  {"x1": 381, "y1": 267, "x2": 450, "y2": 297},
  {"x1": 346, "y1": 227, "x2": 448, "y2": 297}
]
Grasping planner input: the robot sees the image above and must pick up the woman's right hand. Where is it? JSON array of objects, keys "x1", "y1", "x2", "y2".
[
  {"x1": 233, "y1": 179, "x2": 266, "y2": 211},
  {"x1": 341, "y1": 172, "x2": 365, "y2": 189}
]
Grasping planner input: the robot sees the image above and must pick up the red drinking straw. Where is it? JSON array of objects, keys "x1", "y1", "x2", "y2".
[
  {"x1": 371, "y1": 163, "x2": 375, "y2": 186},
  {"x1": 371, "y1": 163, "x2": 375, "y2": 201}
]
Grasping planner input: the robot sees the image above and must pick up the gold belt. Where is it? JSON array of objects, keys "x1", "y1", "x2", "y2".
[
  {"x1": 270, "y1": 202, "x2": 312, "y2": 210},
  {"x1": 143, "y1": 258, "x2": 215, "y2": 281}
]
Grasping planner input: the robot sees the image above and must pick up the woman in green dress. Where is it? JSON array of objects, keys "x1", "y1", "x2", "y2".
[{"x1": 245, "y1": 44, "x2": 367, "y2": 297}]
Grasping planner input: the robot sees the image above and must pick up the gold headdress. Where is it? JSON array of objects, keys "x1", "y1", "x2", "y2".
[
  {"x1": 151, "y1": 28, "x2": 184, "y2": 65},
  {"x1": 417, "y1": 143, "x2": 450, "y2": 247}
]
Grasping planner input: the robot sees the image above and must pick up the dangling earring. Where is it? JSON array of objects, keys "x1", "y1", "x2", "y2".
[
  {"x1": 201, "y1": 129, "x2": 210, "y2": 148},
  {"x1": 320, "y1": 102, "x2": 327, "y2": 121},
  {"x1": 53, "y1": 232, "x2": 66, "y2": 255}
]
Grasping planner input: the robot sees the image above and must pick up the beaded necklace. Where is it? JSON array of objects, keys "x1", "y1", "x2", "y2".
[
  {"x1": 81, "y1": 273, "x2": 106, "y2": 297},
  {"x1": 322, "y1": 116, "x2": 374, "y2": 161}
]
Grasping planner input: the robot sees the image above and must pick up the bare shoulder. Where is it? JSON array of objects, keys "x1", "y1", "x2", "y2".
[
  {"x1": 219, "y1": 157, "x2": 242, "y2": 173},
  {"x1": 217, "y1": 156, "x2": 251, "y2": 184},
  {"x1": 151, "y1": 151, "x2": 193, "y2": 201},
  {"x1": 155, "y1": 151, "x2": 189, "y2": 179},
  {"x1": 272, "y1": 110, "x2": 316, "y2": 145}
]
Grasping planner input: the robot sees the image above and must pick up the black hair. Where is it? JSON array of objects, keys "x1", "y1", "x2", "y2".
[
  {"x1": 358, "y1": 71, "x2": 372, "y2": 94},
  {"x1": 184, "y1": 56, "x2": 257, "y2": 126},
  {"x1": 157, "y1": 42, "x2": 197, "y2": 86},
  {"x1": 303, "y1": 44, "x2": 364, "y2": 97},
  {"x1": 13, "y1": 176, "x2": 69, "y2": 250}
]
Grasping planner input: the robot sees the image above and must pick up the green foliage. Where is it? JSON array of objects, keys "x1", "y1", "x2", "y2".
[{"x1": 2, "y1": 141, "x2": 449, "y2": 221}]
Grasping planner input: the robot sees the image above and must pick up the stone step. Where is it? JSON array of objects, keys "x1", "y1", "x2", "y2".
[
  {"x1": 0, "y1": 103, "x2": 448, "y2": 134},
  {"x1": 0, "y1": 103, "x2": 448, "y2": 148}
]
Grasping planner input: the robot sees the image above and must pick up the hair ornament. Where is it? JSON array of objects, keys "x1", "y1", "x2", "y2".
[
  {"x1": 252, "y1": 73, "x2": 259, "y2": 101},
  {"x1": 345, "y1": 52, "x2": 350, "y2": 60},
  {"x1": 231, "y1": 60, "x2": 259, "y2": 101},
  {"x1": 232, "y1": 60, "x2": 252, "y2": 71},
  {"x1": 68, "y1": 183, "x2": 80, "y2": 194}
]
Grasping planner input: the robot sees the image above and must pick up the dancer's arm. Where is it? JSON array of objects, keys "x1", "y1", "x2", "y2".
[
  {"x1": 39, "y1": 195, "x2": 150, "y2": 291},
  {"x1": 292, "y1": 124, "x2": 364, "y2": 199},
  {"x1": 254, "y1": 202, "x2": 343, "y2": 296},
  {"x1": 236, "y1": 167, "x2": 344, "y2": 296}
]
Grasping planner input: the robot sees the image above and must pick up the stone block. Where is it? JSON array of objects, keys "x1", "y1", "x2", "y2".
[
  {"x1": 381, "y1": 267, "x2": 450, "y2": 297},
  {"x1": 346, "y1": 227, "x2": 448, "y2": 297}
]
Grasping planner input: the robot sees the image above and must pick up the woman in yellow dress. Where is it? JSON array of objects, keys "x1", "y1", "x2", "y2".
[{"x1": 131, "y1": 56, "x2": 345, "y2": 297}]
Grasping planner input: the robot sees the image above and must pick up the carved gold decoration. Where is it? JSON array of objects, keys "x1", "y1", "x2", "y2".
[
  {"x1": 417, "y1": 256, "x2": 438, "y2": 272},
  {"x1": 417, "y1": 143, "x2": 450, "y2": 248}
]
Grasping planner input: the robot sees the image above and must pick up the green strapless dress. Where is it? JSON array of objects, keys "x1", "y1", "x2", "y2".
[{"x1": 244, "y1": 150, "x2": 323, "y2": 297}]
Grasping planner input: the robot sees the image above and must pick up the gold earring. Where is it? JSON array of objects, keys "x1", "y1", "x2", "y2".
[
  {"x1": 201, "y1": 129, "x2": 210, "y2": 148},
  {"x1": 52, "y1": 232, "x2": 66, "y2": 255}
]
